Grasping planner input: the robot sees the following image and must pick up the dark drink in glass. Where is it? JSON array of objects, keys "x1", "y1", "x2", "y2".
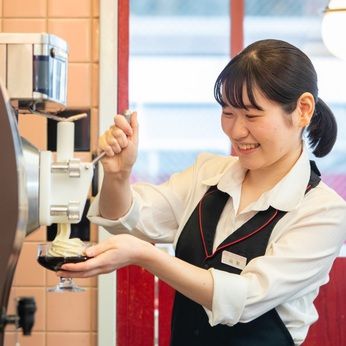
[
  {"x1": 37, "y1": 255, "x2": 89, "y2": 272},
  {"x1": 37, "y1": 243, "x2": 91, "y2": 292}
]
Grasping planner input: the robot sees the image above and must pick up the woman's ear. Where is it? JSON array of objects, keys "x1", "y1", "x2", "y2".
[{"x1": 294, "y1": 92, "x2": 315, "y2": 128}]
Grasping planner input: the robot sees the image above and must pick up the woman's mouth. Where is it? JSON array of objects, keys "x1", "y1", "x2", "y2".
[{"x1": 236, "y1": 143, "x2": 260, "y2": 153}]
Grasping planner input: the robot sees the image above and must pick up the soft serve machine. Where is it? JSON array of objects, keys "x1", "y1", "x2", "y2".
[{"x1": 0, "y1": 33, "x2": 95, "y2": 344}]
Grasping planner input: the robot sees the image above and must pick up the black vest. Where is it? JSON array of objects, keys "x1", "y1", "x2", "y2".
[{"x1": 170, "y1": 161, "x2": 321, "y2": 346}]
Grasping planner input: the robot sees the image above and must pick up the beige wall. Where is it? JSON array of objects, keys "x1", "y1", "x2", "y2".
[{"x1": 1, "y1": 0, "x2": 100, "y2": 345}]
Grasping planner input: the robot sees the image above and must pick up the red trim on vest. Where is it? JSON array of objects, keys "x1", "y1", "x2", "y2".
[
  {"x1": 198, "y1": 189, "x2": 218, "y2": 259},
  {"x1": 198, "y1": 189, "x2": 279, "y2": 260},
  {"x1": 213, "y1": 210, "x2": 278, "y2": 257},
  {"x1": 198, "y1": 182, "x2": 314, "y2": 260}
]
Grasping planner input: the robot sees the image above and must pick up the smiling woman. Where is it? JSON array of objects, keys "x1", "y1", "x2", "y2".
[
  {"x1": 214, "y1": 39, "x2": 337, "y2": 215},
  {"x1": 59, "y1": 38, "x2": 346, "y2": 346}
]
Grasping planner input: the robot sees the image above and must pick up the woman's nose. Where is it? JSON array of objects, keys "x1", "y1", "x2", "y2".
[{"x1": 229, "y1": 116, "x2": 249, "y2": 140}]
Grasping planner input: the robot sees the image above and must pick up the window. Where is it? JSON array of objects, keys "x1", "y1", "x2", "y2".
[{"x1": 130, "y1": 0, "x2": 231, "y2": 183}]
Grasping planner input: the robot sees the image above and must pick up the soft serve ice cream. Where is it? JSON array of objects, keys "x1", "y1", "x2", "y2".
[{"x1": 47, "y1": 223, "x2": 87, "y2": 257}]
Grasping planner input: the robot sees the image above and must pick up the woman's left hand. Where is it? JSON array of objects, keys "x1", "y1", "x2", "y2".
[
  {"x1": 59, "y1": 234, "x2": 214, "y2": 310},
  {"x1": 57, "y1": 234, "x2": 150, "y2": 278}
]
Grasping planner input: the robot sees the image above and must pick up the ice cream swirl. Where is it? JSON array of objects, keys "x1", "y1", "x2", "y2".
[{"x1": 47, "y1": 223, "x2": 87, "y2": 257}]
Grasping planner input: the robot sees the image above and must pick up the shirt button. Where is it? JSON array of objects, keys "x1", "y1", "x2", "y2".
[
  {"x1": 193, "y1": 329, "x2": 200, "y2": 336},
  {"x1": 203, "y1": 263, "x2": 209, "y2": 269}
]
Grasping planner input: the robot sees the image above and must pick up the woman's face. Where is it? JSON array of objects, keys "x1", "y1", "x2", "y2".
[{"x1": 221, "y1": 87, "x2": 303, "y2": 174}]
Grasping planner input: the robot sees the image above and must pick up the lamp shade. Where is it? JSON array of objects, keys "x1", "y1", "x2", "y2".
[{"x1": 322, "y1": 0, "x2": 346, "y2": 60}]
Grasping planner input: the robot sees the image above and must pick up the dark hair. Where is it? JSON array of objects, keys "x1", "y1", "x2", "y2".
[{"x1": 214, "y1": 39, "x2": 337, "y2": 157}]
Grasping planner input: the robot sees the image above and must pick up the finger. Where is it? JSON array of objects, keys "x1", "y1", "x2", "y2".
[
  {"x1": 98, "y1": 132, "x2": 115, "y2": 156},
  {"x1": 110, "y1": 127, "x2": 128, "y2": 149},
  {"x1": 114, "y1": 114, "x2": 133, "y2": 136},
  {"x1": 129, "y1": 111, "x2": 139, "y2": 145},
  {"x1": 85, "y1": 239, "x2": 117, "y2": 258},
  {"x1": 58, "y1": 251, "x2": 116, "y2": 276},
  {"x1": 57, "y1": 268, "x2": 108, "y2": 278},
  {"x1": 60, "y1": 257, "x2": 97, "y2": 272},
  {"x1": 106, "y1": 131, "x2": 122, "y2": 154}
]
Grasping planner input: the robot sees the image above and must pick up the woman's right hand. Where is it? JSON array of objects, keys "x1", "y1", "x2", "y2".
[{"x1": 98, "y1": 111, "x2": 138, "y2": 178}]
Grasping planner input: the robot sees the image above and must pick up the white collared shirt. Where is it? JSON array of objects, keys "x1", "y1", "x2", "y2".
[{"x1": 88, "y1": 146, "x2": 346, "y2": 345}]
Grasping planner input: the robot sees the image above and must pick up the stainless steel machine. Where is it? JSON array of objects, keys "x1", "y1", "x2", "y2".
[
  {"x1": 0, "y1": 32, "x2": 67, "y2": 114},
  {"x1": 0, "y1": 33, "x2": 95, "y2": 344}
]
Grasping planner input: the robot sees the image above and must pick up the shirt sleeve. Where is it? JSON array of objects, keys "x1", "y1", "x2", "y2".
[
  {"x1": 87, "y1": 159, "x2": 200, "y2": 242},
  {"x1": 87, "y1": 184, "x2": 178, "y2": 242},
  {"x1": 203, "y1": 188, "x2": 346, "y2": 326},
  {"x1": 203, "y1": 268, "x2": 249, "y2": 326},
  {"x1": 87, "y1": 152, "x2": 227, "y2": 243},
  {"x1": 87, "y1": 189, "x2": 140, "y2": 232}
]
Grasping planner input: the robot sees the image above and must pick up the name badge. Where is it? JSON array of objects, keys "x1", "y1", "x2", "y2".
[{"x1": 221, "y1": 251, "x2": 247, "y2": 270}]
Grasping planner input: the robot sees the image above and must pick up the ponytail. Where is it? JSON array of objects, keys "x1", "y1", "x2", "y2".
[{"x1": 307, "y1": 98, "x2": 337, "y2": 157}]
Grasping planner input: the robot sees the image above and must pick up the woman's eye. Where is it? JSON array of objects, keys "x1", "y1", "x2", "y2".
[
  {"x1": 222, "y1": 112, "x2": 234, "y2": 118},
  {"x1": 246, "y1": 114, "x2": 259, "y2": 119}
]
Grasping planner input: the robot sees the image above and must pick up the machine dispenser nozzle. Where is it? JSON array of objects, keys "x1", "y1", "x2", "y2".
[
  {"x1": 17, "y1": 297, "x2": 37, "y2": 336},
  {"x1": 0, "y1": 297, "x2": 37, "y2": 337}
]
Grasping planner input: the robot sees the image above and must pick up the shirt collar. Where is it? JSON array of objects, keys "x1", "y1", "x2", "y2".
[
  {"x1": 259, "y1": 145, "x2": 311, "y2": 211},
  {"x1": 201, "y1": 144, "x2": 311, "y2": 213},
  {"x1": 202, "y1": 158, "x2": 246, "y2": 191}
]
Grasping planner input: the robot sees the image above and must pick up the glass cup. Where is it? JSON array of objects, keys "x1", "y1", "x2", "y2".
[{"x1": 37, "y1": 242, "x2": 91, "y2": 292}]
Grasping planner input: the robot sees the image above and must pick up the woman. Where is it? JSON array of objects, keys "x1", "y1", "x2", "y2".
[{"x1": 60, "y1": 39, "x2": 346, "y2": 345}]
